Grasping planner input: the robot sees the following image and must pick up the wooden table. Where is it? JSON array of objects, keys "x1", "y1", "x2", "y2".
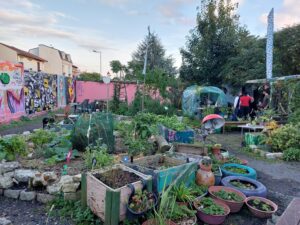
[{"x1": 238, "y1": 124, "x2": 265, "y2": 135}]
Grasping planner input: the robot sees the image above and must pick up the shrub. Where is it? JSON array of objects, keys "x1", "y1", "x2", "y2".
[
  {"x1": 30, "y1": 129, "x2": 57, "y2": 150},
  {"x1": 0, "y1": 135, "x2": 27, "y2": 161},
  {"x1": 283, "y1": 148, "x2": 300, "y2": 161}
]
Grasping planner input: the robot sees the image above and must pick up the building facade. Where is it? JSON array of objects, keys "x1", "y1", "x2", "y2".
[
  {"x1": 29, "y1": 44, "x2": 73, "y2": 76},
  {"x1": 0, "y1": 43, "x2": 47, "y2": 71}
]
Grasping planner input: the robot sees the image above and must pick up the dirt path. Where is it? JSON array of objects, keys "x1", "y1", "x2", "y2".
[
  {"x1": 0, "y1": 196, "x2": 73, "y2": 225},
  {"x1": 207, "y1": 133, "x2": 300, "y2": 225}
]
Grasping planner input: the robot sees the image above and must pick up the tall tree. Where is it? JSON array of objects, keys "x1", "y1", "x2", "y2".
[
  {"x1": 180, "y1": 0, "x2": 242, "y2": 85},
  {"x1": 128, "y1": 32, "x2": 176, "y2": 78}
]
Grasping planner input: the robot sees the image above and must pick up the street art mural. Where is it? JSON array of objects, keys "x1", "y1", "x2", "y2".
[
  {"x1": 0, "y1": 61, "x2": 25, "y2": 122},
  {"x1": 66, "y1": 77, "x2": 75, "y2": 104},
  {"x1": 24, "y1": 71, "x2": 57, "y2": 114},
  {"x1": 57, "y1": 75, "x2": 66, "y2": 107}
]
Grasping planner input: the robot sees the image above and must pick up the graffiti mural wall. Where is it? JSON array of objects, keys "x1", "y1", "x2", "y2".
[
  {"x1": 24, "y1": 71, "x2": 57, "y2": 114},
  {"x1": 0, "y1": 61, "x2": 25, "y2": 122},
  {"x1": 57, "y1": 75, "x2": 66, "y2": 107},
  {"x1": 66, "y1": 77, "x2": 75, "y2": 104}
]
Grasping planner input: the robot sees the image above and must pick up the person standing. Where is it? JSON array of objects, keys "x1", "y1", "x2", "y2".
[
  {"x1": 239, "y1": 91, "x2": 254, "y2": 120},
  {"x1": 232, "y1": 92, "x2": 241, "y2": 121}
]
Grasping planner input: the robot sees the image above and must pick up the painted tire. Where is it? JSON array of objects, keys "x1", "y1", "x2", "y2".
[
  {"x1": 221, "y1": 163, "x2": 257, "y2": 179},
  {"x1": 221, "y1": 176, "x2": 267, "y2": 197}
]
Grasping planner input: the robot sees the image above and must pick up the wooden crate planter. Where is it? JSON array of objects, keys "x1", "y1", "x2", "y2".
[
  {"x1": 126, "y1": 154, "x2": 197, "y2": 193},
  {"x1": 166, "y1": 151, "x2": 204, "y2": 163},
  {"x1": 86, "y1": 164, "x2": 152, "y2": 225},
  {"x1": 158, "y1": 124, "x2": 194, "y2": 144},
  {"x1": 174, "y1": 143, "x2": 208, "y2": 156}
]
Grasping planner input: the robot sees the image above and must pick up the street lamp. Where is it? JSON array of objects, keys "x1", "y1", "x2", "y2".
[
  {"x1": 92, "y1": 50, "x2": 102, "y2": 77},
  {"x1": 103, "y1": 72, "x2": 111, "y2": 114}
]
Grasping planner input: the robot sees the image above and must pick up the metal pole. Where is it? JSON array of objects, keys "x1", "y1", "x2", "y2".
[
  {"x1": 106, "y1": 84, "x2": 109, "y2": 113},
  {"x1": 100, "y1": 51, "x2": 102, "y2": 76},
  {"x1": 142, "y1": 26, "x2": 151, "y2": 112}
]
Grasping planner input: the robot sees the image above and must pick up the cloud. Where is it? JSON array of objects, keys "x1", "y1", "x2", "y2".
[
  {"x1": 157, "y1": 0, "x2": 196, "y2": 26},
  {"x1": 260, "y1": 0, "x2": 300, "y2": 30}
]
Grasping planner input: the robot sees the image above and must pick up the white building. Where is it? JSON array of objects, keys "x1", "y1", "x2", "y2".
[{"x1": 29, "y1": 44, "x2": 73, "y2": 76}]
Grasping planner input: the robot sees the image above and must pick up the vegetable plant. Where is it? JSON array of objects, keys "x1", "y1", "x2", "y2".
[
  {"x1": 226, "y1": 166, "x2": 248, "y2": 174},
  {"x1": 83, "y1": 141, "x2": 113, "y2": 169},
  {"x1": 190, "y1": 183, "x2": 208, "y2": 198},
  {"x1": 0, "y1": 135, "x2": 27, "y2": 161},
  {"x1": 230, "y1": 180, "x2": 256, "y2": 190},
  {"x1": 248, "y1": 199, "x2": 274, "y2": 212},
  {"x1": 195, "y1": 197, "x2": 225, "y2": 215},
  {"x1": 171, "y1": 183, "x2": 194, "y2": 203},
  {"x1": 167, "y1": 204, "x2": 196, "y2": 222},
  {"x1": 128, "y1": 189, "x2": 156, "y2": 213},
  {"x1": 30, "y1": 129, "x2": 57, "y2": 150},
  {"x1": 213, "y1": 189, "x2": 243, "y2": 202}
]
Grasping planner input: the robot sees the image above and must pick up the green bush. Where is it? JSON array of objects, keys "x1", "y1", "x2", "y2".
[
  {"x1": 30, "y1": 129, "x2": 57, "y2": 150},
  {"x1": 267, "y1": 123, "x2": 300, "y2": 152},
  {"x1": 283, "y1": 148, "x2": 300, "y2": 161},
  {"x1": 0, "y1": 135, "x2": 27, "y2": 161}
]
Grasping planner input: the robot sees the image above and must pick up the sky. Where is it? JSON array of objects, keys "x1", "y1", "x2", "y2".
[{"x1": 0, "y1": 0, "x2": 299, "y2": 75}]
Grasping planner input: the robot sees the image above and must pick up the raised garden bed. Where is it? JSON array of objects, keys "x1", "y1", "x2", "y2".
[
  {"x1": 125, "y1": 154, "x2": 197, "y2": 193},
  {"x1": 158, "y1": 125, "x2": 194, "y2": 144},
  {"x1": 86, "y1": 164, "x2": 152, "y2": 224},
  {"x1": 221, "y1": 163, "x2": 257, "y2": 179}
]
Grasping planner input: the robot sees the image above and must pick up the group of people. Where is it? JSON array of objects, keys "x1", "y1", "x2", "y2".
[{"x1": 232, "y1": 84, "x2": 270, "y2": 120}]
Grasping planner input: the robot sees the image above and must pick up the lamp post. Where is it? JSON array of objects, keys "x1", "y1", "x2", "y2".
[{"x1": 92, "y1": 50, "x2": 102, "y2": 77}]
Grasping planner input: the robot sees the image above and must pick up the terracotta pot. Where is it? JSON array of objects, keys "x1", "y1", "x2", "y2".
[
  {"x1": 142, "y1": 219, "x2": 177, "y2": 225},
  {"x1": 196, "y1": 165, "x2": 215, "y2": 187},
  {"x1": 208, "y1": 186, "x2": 246, "y2": 213},
  {"x1": 245, "y1": 196, "x2": 278, "y2": 218},
  {"x1": 193, "y1": 197, "x2": 230, "y2": 225}
]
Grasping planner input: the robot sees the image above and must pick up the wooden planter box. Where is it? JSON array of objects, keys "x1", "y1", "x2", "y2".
[
  {"x1": 158, "y1": 124, "x2": 194, "y2": 144},
  {"x1": 126, "y1": 154, "x2": 197, "y2": 193},
  {"x1": 86, "y1": 164, "x2": 152, "y2": 225},
  {"x1": 174, "y1": 143, "x2": 208, "y2": 156},
  {"x1": 166, "y1": 151, "x2": 203, "y2": 163}
]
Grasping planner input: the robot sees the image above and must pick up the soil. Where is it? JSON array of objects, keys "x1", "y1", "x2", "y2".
[
  {"x1": 137, "y1": 156, "x2": 183, "y2": 170},
  {"x1": 94, "y1": 168, "x2": 140, "y2": 189},
  {"x1": 248, "y1": 199, "x2": 275, "y2": 212},
  {"x1": 0, "y1": 196, "x2": 73, "y2": 225}
]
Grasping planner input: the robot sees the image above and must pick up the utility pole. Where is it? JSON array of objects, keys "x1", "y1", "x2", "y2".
[
  {"x1": 141, "y1": 26, "x2": 151, "y2": 112},
  {"x1": 93, "y1": 50, "x2": 102, "y2": 78}
]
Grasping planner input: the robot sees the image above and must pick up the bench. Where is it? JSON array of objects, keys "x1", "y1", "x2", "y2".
[
  {"x1": 276, "y1": 198, "x2": 300, "y2": 225},
  {"x1": 222, "y1": 121, "x2": 250, "y2": 133}
]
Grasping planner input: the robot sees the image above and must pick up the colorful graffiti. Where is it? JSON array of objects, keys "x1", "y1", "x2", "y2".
[
  {"x1": 57, "y1": 75, "x2": 66, "y2": 107},
  {"x1": 24, "y1": 71, "x2": 57, "y2": 114},
  {"x1": 0, "y1": 61, "x2": 25, "y2": 122},
  {"x1": 66, "y1": 77, "x2": 75, "y2": 104}
]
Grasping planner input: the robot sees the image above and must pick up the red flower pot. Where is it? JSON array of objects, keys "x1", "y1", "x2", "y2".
[
  {"x1": 193, "y1": 198, "x2": 230, "y2": 225},
  {"x1": 208, "y1": 186, "x2": 246, "y2": 213},
  {"x1": 245, "y1": 196, "x2": 278, "y2": 218}
]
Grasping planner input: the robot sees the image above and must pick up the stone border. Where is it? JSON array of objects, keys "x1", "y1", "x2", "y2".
[{"x1": 249, "y1": 145, "x2": 283, "y2": 159}]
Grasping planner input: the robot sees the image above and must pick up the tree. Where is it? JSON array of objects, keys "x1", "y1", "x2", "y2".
[
  {"x1": 180, "y1": 0, "x2": 242, "y2": 85},
  {"x1": 128, "y1": 32, "x2": 176, "y2": 78},
  {"x1": 110, "y1": 60, "x2": 125, "y2": 78}
]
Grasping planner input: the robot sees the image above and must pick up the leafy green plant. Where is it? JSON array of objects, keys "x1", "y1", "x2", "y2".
[
  {"x1": 283, "y1": 148, "x2": 300, "y2": 161},
  {"x1": 83, "y1": 141, "x2": 113, "y2": 169},
  {"x1": 129, "y1": 189, "x2": 156, "y2": 213},
  {"x1": 0, "y1": 135, "x2": 27, "y2": 161},
  {"x1": 30, "y1": 129, "x2": 57, "y2": 150},
  {"x1": 190, "y1": 183, "x2": 208, "y2": 198},
  {"x1": 48, "y1": 196, "x2": 102, "y2": 225},
  {"x1": 225, "y1": 166, "x2": 248, "y2": 174},
  {"x1": 194, "y1": 197, "x2": 225, "y2": 215},
  {"x1": 171, "y1": 183, "x2": 194, "y2": 203},
  {"x1": 248, "y1": 199, "x2": 273, "y2": 212},
  {"x1": 230, "y1": 180, "x2": 256, "y2": 190},
  {"x1": 213, "y1": 189, "x2": 243, "y2": 202}
]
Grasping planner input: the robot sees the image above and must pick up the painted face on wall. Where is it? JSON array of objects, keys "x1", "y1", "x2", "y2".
[{"x1": 44, "y1": 79, "x2": 49, "y2": 88}]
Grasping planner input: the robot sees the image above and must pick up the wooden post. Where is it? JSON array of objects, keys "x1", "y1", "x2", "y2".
[{"x1": 81, "y1": 173, "x2": 87, "y2": 208}]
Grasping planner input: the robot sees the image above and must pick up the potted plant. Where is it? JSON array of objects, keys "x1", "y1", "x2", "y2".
[
  {"x1": 167, "y1": 204, "x2": 197, "y2": 225},
  {"x1": 190, "y1": 183, "x2": 208, "y2": 199},
  {"x1": 208, "y1": 186, "x2": 246, "y2": 213},
  {"x1": 221, "y1": 163, "x2": 257, "y2": 179},
  {"x1": 245, "y1": 196, "x2": 278, "y2": 218},
  {"x1": 193, "y1": 197, "x2": 230, "y2": 225},
  {"x1": 171, "y1": 183, "x2": 194, "y2": 206},
  {"x1": 127, "y1": 189, "x2": 158, "y2": 219}
]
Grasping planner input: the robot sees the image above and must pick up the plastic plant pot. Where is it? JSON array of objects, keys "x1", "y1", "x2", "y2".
[
  {"x1": 220, "y1": 149, "x2": 229, "y2": 159},
  {"x1": 221, "y1": 163, "x2": 257, "y2": 179},
  {"x1": 208, "y1": 186, "x2": 246, "y2": 213},
  {"x1": 245, "y1": 196, "x2": 278, "y2": 218},
  {"x1": 214, "y1": 166, "x2": 222, "y2": 185},
  {"x1": 194, "y1": 197, "x2": 230, "y2": 225},
  {"x1": 221, "y1": 176, "x2": 267, "y2": 197}
]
